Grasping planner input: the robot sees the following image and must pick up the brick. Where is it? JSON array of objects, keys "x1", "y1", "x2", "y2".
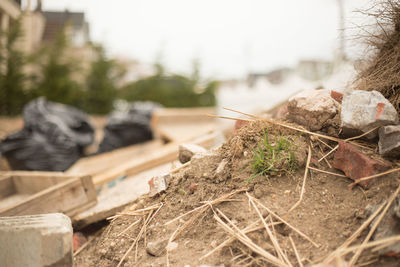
[
  {"x1": 333, "y1": 141, "x2": 391, "y2": 187},
  {"x1": 0, "y1": 213, "x2": 73, "y2": 267},
  {"x1": 330, "y1": 90, "x2": 343, "y2": 104},
  {"x1": 234, "y1": 120, "x2": 249, "y2": 133}
]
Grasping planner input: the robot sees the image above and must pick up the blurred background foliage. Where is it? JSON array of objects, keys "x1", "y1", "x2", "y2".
[{"x1": 0, "y1": 16, "x2": 218, "y2": 116}]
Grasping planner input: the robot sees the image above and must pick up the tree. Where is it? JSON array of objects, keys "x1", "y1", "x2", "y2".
[
  {"x1": 85, "y1": 45, "x2": 124, "y2": 114},
  {"x1": 31, "y1": 28, "x2": 82, "y2": 107},
  {"x1": 0, "y1": 18, "x2": 29, "y2": 115}
]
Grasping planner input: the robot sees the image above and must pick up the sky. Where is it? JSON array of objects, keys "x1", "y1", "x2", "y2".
[{"x1": 29, "y1": 0, "x2": 372, "y2": 79}]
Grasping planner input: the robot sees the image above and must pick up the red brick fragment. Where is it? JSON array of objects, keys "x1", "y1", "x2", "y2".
[
  {"x1": 73, "y1": 232, "x2": 87, "y2": 252},
  {"x1": 330, "y1": 90, "x2": 343, "y2": 104},
  {"x1": 189, "y1": 183, "x2": 198, "y2": 193},
  {"x1": 333, "y1": 141, "x2": 391, "y2": 187}
]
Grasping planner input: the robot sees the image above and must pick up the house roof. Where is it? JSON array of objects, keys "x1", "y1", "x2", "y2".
[{"x1": 42, "y1": 11, "x2": 86, "y2": 42}]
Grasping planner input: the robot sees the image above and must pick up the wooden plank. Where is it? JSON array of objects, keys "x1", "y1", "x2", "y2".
[
  {"x1": 0, "y1": 174, "x2": 97, "y2": 217},
  {"x1": 92, "y1": 131, "x2": 218, "y2": 186},
  {"x1": 151, "y1": 107, "x2": 216, "y2": 142},
  {"x1": 73, "y1": 163, "x2": 172, "y2": 229},
  {"x1": 66, "y1": 140, "x2": 164, "y2": 176},
  {"x1": 0, "y1": 176, "x2": 15, "y2": 199}
]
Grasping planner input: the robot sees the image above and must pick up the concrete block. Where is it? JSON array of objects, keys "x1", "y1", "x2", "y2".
[{"x1": 0, "y1": 213, "x2": 73, "y2": 267}]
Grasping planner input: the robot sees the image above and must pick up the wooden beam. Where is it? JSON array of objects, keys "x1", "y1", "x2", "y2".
[
  {"x1": 92, "y1": 131, "x2": 218, "y2": 186},
  {"x1": 0, "y1": 173, "x2": 97, "y2": 217},
  {"x1": 66, "y1": 140, "x2": 164, "y2": 176}
]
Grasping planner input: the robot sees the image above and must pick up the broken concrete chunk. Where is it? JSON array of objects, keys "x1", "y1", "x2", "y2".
[
  {"x1": 367, "y1": 196, "x2": 400, "y2": 256},
  {"x1": 379, "y1": 125, "x2": 400, "y2": 157},
  {"x1": 179, "y1": 143, "x2": 207, "y2": 164},
  {"x1": 148, "y1": 174, "x2": 169, "y2": 197},
  {"x1": 341, "y1": 90, "x2": 398, "y2": 139},
  {"x1": 287, "y1": 89, "x2": 339, "y2": 131},
  {"x1": 333, "y1": 141, "x2": 391, "y2": 187},
  {"x1": 0, "y1": 213, "x2": 73, "y2": 267},
  {"x1": 146, "y1": 239, "x2": 168, "y2": 256}
]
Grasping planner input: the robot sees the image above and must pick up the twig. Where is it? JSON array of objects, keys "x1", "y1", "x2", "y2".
[
  {"x1": 349, "y1": 167, "x2": 400, "y2": 188},
  {"x1": 249, "y1": 195, "x2": 319, "y2": 248},
  {"x1": 318, "y1": 144, "x2": 332, "y2": 168},
  {"x1": 318, "y1": 145, "x2": 338, "y2": 162},
  {"x1": 200, "y1": 221, "x2": 278, "y2": 260},
  {"x1": 164, "y1": 189, "x2": 246, "y2": 226},
  {"x1": 289, "y1": 235, "x2": 304, "y2": 267},
  {"x1": 214, "y1": 209, "x2": 288, "y2": 267},
  {"x1": 117, "y1": 218, "x2": 141, "y2": 237},
  {"x1": 287, "y1": 145, "x2": 312, "y2": 214},
  {"x1": 324, "y1": 201, "x2": 387, "y2": 263},
  {"x1": 248, "y1": 193, "x2": 292, "y2": 266},
  {"x1": 308, "y1": 166, "x2": 347, "y2": 178},
  {"x1": 349, "y1": 184, "x2": 400, "y2": 266},
  {"x1": 116, "y1": 203, "x2": 163, "y2": 267}
]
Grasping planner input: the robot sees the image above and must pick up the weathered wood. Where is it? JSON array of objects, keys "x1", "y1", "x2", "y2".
[
  {"x1": 92, "y1": 131, "x2": 218, "y2": 185},
  {"x1": 0, "y1": 173, "x2": 97, "y2": 217},
  {"x1": 66, "y1": 140, "x2": 164, "y2": 176},
  {"x1": 151, "y1": 107, "x2": 216, "y2": 142},
  {"x1": 73, "y1": 163, "x2": 172, "y2": 229}
]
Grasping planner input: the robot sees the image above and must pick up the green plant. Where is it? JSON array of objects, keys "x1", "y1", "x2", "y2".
[{"x1": 249, "y1": 129, "x2": 297, "y2": 181}]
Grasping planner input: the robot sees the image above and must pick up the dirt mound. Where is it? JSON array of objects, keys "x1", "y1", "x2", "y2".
[
  {"x1": 355, "y1": 1, "x2": 400, "y2": 113},
  {"x1": 75, "y1": 120, "x2": 399, "y2": 267}
]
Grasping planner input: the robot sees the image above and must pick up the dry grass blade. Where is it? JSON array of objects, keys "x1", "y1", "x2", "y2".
[
  {"x1": 337, "y1": 235, "x2": 400, "y2": 256},
  {"x1": 318, "y1": 145, "x2": 338, "y2": 162},
  {"x1": 344, "y1": 126, "x2": 381, "y2": 141},
  {"x1": 116, "y1": 203, "x2": 163, "y2": 267},
  {"x1": 108, "y1": 203, "x2": 161, "y2": 220},
  {"x1": 164, "y1": 189, "x2": 246, "y2": 226},
  {"x1": 349, "y1": 184, "x2": 400, "y2": 266},
  {"x1": 308, "y1": 167, "x2": 347, "y2": 178},
  {"x1": 287, "y1": 145, "x2": 312, "y2": 214},
  {"x1": 324, "y1": 201, "x2": 387, "y2": 263},
  {"x1": 205, "y1": 114, "x2": 254, "y2": 122},
  {"x1": 247, "y1": 193, "x2": 292, "y2": 266},
  {"x1": 200, "y1": 221, "x2": 280, "y2": 260},
  {"x1": 349, "y1": 167, "x2": 400, "y2": 188},
  {"x1": 214, "y1": 209, "x2": 288, "y2": 267},
  {"x1": 289, "y1": 235, "x2": 304, "y2": 267},
  {"x1": 117, "y1": 218, "x2": 141, "y2": 237},
  {"x1": 169, "y1": 205, "x2": 208, "y2": 242},
  {"x1": 249, "y1": 196, "x2": 319, "y2": 248}
]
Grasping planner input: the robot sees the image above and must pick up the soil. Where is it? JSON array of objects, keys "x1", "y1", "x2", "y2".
[{"x1": 75, "y1": 120, "x2": 400, "y2": 267}]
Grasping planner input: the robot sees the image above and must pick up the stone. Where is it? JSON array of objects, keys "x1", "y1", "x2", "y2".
[
  {"x1": 378, "y1": 125, "x2": 400, "y2": 157},
  {"x1": 188, "y1": 151, "x2": 222, "y2": 180},
  {"x1": 166, "y1": 241, "x2": 178, "y2": 252},
  {"x1": 333, "y1": 141, "x2": 391, "y2": 187},
  {"x1": 146, "y1": 239, "x2": 168, "y2": 257},
  {"x1": 189, "y1": 183, "x2": 198, "y2": 193},
  {"x1": 287, "y1": 89, "x2": 339, "y2": 131},
  {"x1": 148, "y1": 174, "x2": 169, "y2": 197},
  {"x1": 330, "y1": 90, "x2": 344, "y2": 104},
  {"x1": 179, "y1": 144, "x2": 207, "y2": 164},
  {"x1": 341, "y1": 90, "x2": 398, "y2": 139},
  {"x1": 367, "y1": 196, "x2": 400, "y2": 256},
  {"x1": 0, "y1": 213, "x2": 73, "y2": 267}
]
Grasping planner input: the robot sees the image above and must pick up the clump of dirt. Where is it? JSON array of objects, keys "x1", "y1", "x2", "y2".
[
  {"x1": 75, "y1": 120, "x2": 400, "y2": 267},
  {"x1": 354, "y1": 0, "x2": 400, "y2": 114}
]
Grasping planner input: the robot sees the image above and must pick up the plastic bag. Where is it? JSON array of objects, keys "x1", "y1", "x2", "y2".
[
  {"x1": 98, "y1": 101, "x2": 161, "y2": 153},
  {"x1": 0, "y1": 98, "x2": 94, "y2": 171}
]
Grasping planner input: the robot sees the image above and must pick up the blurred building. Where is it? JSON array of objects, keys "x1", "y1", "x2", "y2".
[{"x1": 0, "y1": 0, "x2": 45, "y2": 54}]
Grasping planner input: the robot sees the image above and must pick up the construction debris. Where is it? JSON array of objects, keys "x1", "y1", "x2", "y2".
[
  {"x1": 333, "y1": 141, "x2": 391, "y2": 187},
  {"x1": 378, "y1": 125, "x2": 400, "y2": 157},
  {"x1": 179, "y1": 143, "x2": 207, "y2": 163},
  {"x1": 341, "y1": 90, "x2": 398, "y2": 139},
  {"x1": 287, "y1": 89, "x2": 339, "y2": 131},
  {"x1": 0, "y1": 213, "x2": 73, "y2": 267}
]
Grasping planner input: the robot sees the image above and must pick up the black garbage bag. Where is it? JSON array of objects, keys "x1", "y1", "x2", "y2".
[
  {"x1": 98, "y1": 101, "x2": 161, "y2": 153},
  {"x1": 0, "y1": 98, "x2": 95, "y2": 171}
]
